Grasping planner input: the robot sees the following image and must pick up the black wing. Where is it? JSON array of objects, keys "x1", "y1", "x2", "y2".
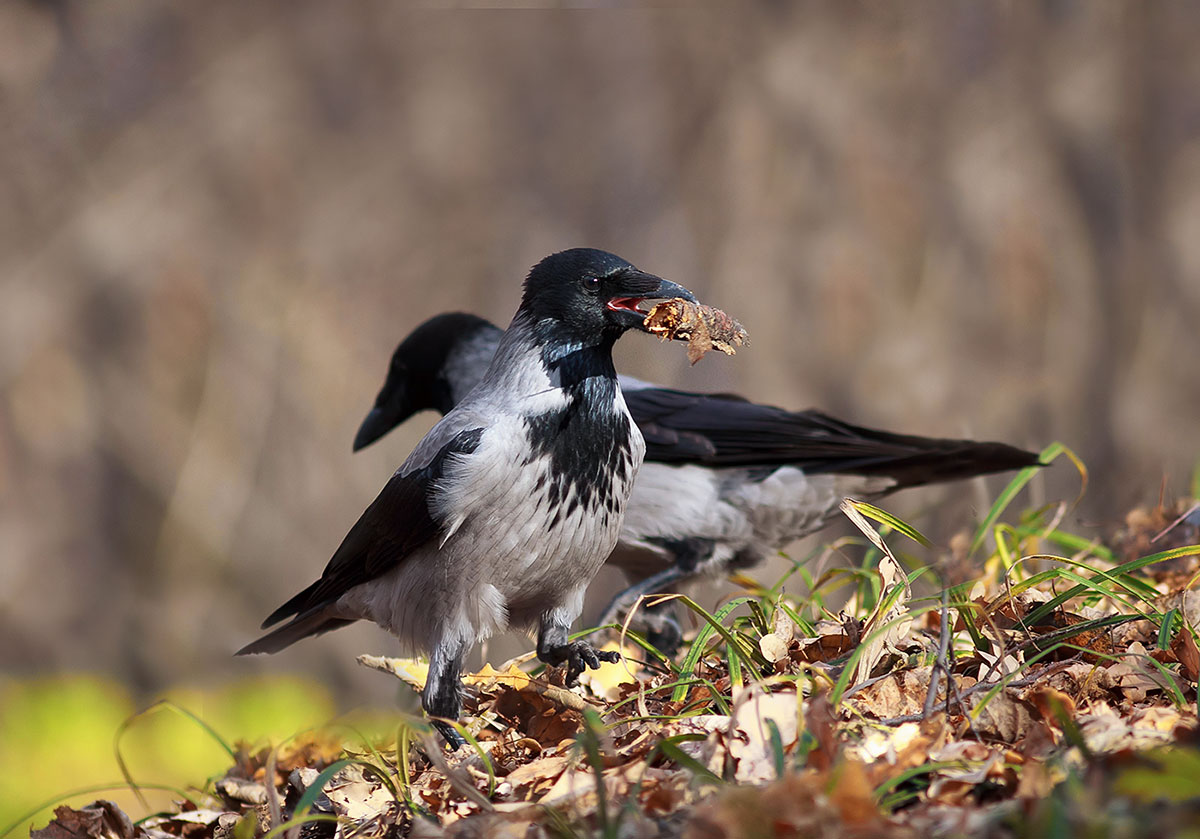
[
  {"x1": 258, "y1": 427, "x2": 484, "y2": 629},
  {"x1": 624, "y1": 387, "x2": 1040, "y2": 487}
]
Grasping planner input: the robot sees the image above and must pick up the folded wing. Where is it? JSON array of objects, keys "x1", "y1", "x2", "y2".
[{"x1": 625, "y1": 388, "x2": 1040, "y2": 487}]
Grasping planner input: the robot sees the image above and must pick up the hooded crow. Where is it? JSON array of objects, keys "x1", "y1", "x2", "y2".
[
  {"x1": 353, "y1": 312, "x2": 1042, "y2": 649},
  {"x1": 238, "y1": 249, "x2": 700, "y2": 746}
]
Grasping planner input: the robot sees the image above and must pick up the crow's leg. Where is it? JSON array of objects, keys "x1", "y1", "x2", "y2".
[
  {"x1": 422, "y1": 640, "x2": 467, "y2": 750},
  {"x1": 600, "y1": 538, "x2": 719, "y2": 629},
  {"x1": 597, "y1": 564, "x2": 691, "y2": 628},
  {"x1": 537, "y1": 601, "x2": 620, "y2": 685},
  {"x1": 597, "y1": 564, "x2": 693, "y2": 654}
]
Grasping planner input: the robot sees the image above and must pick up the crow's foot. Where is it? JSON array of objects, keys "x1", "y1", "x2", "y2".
[
  {"x1": 542, "y1": 640, "x2": 621, "y2": 685},
  {"x1": 431, "y1": 719, "x2": 466, "y2": 751},
  {"x1": 641, "y1": 613, "x2": 684, "y2": 657}
]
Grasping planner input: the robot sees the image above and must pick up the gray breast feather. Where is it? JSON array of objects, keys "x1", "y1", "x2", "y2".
[{"x1": 338, "y1": 413, "x2": 640, "y2": 652}]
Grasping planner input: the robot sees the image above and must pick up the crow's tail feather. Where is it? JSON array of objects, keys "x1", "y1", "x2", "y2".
[
  {"x1": 235, "y1": 609, "x2": 354, "y2": 656},
  {"x1": 855, "y1": 439, "x2": 1043, "y2": 490}
]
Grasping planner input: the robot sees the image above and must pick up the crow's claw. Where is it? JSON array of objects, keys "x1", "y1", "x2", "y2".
[
  {"x1": 432, "y1": 719, "x2": 466, "y2": 751},
  {"x1": 563, "y1": 640, "x2": 621, "y2": 685}
]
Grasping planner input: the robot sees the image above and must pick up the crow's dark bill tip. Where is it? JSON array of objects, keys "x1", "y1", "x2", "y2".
[{"x1": 353, "y1": 408, "x2": 391, "y2": 452}]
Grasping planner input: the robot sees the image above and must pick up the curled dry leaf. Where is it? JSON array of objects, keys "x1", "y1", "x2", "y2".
[
  {"x1": 758, "y1": 610, "x2": 795, "y2": 663},
  {"x1": 1026, "y1": 686, "x2": 1077, "y2": 729},
  {"x1": 30, "y1": 802, "x2": 137, "y2": 839},
  {"x1": 643, "y1": 298, "x2": 748, "y2": 364},
  {"x1": 1171, "y1": 622, "x2": 1200, "y2": 682}
]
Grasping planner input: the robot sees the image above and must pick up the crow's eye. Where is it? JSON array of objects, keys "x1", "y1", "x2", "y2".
[{"x1": 580, "y1": 275, "x2": 601, "y2": 294}]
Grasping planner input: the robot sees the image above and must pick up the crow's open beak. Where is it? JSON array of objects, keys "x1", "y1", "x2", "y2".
[{"x1": 605, "y1": 275, "x2": 698, "y2": 332}]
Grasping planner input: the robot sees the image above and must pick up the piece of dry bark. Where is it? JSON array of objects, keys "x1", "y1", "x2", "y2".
[{"x1": 643, "y1": 298, "x2": 748, "y2": 364}]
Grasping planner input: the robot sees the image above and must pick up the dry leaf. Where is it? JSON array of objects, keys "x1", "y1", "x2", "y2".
[
  {"x1": 684, "y1": 761, "x2": 894, "y2": 839},
  {"x1": 1015, "y1": 758, "x2": 1066, "y2": 799},
  {"x1": 970, "y1": 691, "x2": 1036, "y2": 743},
  {"x1": 503, "y1": 755, "x2": 569, "y2": 797},
  {"x1": 1172, "y1": 623, "x2": 1200, "y2": 682},
  {"x1": 1029, "y1": 610, "x2": 1115, "y2": 662},
  {"x1": 791, "y1": 631, "x2": 856, "y2": 664},
  {"x1": 846, "y1": 668, "x2": 934, "y2": 719},
  {"x1": 729, "y1": 688, "x2": 801, "y2": 783},
  {"x1": 926, "y1": 749, "x2": 1012, "y2": 805},
  {"x1": 1076, "y1": 702, "x2": 1181, "y2": 754},
  {"x1": 848, "y1": 721, "x2": 929, "y2": 769},
  {"x1": 357, "y1": 654, "x2": 429, "y2": 689},
  {"x1": 1109, "y1": 643, "x2": 1170, "y2": 702},
  {"x1": 32, "y1": 803, "x2": 138, "y2": 839},
  {"x1": 1026, "y1": 686, "x2": 1077, "y2": 730}
]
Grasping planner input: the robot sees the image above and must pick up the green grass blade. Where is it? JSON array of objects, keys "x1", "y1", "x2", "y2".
[
  {"x1": 672, "y1": 597, "x2": 762, "y2": 702},
  {"x1": 765, "y1": 718, "x2": 785, "y2": 779},
  {"x1": 970, "y1": 441, "x2": 1075, "y2": 557},
  {"x1": 577, "y1": 709, "x2": 614, "y2": 839},
  {"x1": 846, "y1": 500, "x2": 932, "y2": 548},
  {"x1": 1158, "y1": 610, "x2": 1180, "y2": 650},
  {"x1": 1021, "y1": 545, "x2": 1200, "y2": 626},
  {"x1": 652, "y1": 742, "x2": 723, "y2": 786},
  {"x1": 112, "y1": 700, "x2": 235, "y2": 809},
  {"x1": 875, "y1": 761, "x2": 972, "y2": 810},
  {"x1": 726, "y1": 642, "x2": 744, "y2": 693},
  {"x1": 292, "y1": 758, "x2": 355, "y2": 817}
]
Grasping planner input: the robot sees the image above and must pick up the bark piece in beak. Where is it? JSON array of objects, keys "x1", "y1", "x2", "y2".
[
  {"x1": 606, "y1": 277, "x2": 698, "y2": 331},
  {"x1": 643, "y1": 298, "x2": 749, "y2": 364}
]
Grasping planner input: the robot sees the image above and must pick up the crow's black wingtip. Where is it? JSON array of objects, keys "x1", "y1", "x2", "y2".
[{"x1": 1004, "y1": 444, "x2": 1044, "y2": 469}]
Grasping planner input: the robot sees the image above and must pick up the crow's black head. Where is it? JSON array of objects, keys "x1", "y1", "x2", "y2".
[
  {"x1": 352, "y1": 312, "x2": 496, "y2": 451},
  {"x1": 521, "y1": 248, "x2": 697, "y2": 345}
]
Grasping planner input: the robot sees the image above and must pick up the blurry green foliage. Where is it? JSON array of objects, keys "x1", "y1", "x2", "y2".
[{"x1": 0, "y1": 674, "x2": 335, "y2": 837}]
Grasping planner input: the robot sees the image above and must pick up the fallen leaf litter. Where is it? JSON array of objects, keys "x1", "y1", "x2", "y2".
[{"x1": 27, "y1": 497, "x2": 1200, "y2": 838}]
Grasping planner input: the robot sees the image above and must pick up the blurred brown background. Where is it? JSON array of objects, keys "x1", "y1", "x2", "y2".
[{"x1": 2, "y1": 1, "x2": 1197, "y2": 706}]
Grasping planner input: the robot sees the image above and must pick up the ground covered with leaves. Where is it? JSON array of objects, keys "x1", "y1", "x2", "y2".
[{"x1": 27, "y1": 455, "x2": 1200, "y2": 838}]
